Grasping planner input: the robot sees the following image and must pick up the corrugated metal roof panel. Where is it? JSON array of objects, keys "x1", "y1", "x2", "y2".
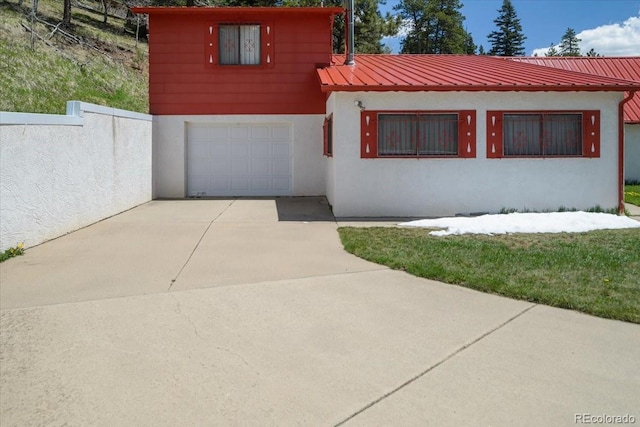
[
  {"x1": 318, "y1": 55, "x2": 640, "y2": 94},
  {"x1": 509, "y1": 57, "x2": 640, "y2": 123}
]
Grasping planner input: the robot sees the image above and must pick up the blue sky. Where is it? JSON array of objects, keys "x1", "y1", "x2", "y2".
[{"x1": 381, "y1": 0, "x2": 640, "y2": 56}]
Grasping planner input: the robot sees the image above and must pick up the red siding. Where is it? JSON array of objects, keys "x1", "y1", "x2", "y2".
[{"x1": 146, "y1": 10, "x2": 337, "y2": 115}]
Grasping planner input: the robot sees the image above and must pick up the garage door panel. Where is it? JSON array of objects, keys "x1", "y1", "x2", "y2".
[
  {"x1": 231, "y1": 143, "x2": 250, "y2": 157},
  {"x1": 271, "y1": 125, "x2": 290, "y2": 140},
  {"x1": 231, "y1": 159, "x2": 250, "y2": 174},
  {"x1": 272, "y1": 177, "x2": 291, "y2": 191},
  {"x1": 252, "y1": 159, "x2": 270, "y2": 175},
  {"x1": 210, "y1": 159, "x2": 229, "y2": 174},
  {"x1": 187, "y1": 122, "x2": 292, "y2": 197},
  {"x1": 230, "y1": 126, "x2": 250, "y2": 140},
  {"x1": 210, "y1": 176, "x2": 230, "y2": 191},
  {"x1": 272, "y1": 142, "x2": 290, "y2": 158},
  {"x1": 272, "y1": 158, "x2": 290, "y2": 175},
  {"x1": 231, "y1": 176, "x2": 249, "y2": 191},
  {"x1": 210, "y1": 143, "x2": 229, "y2": 157},
  {"x1": 250, "y1": 177, "x2": 270, "y2": 191},
  {"x1": 251, "y1": 143, "x2": 270, "y2": 158},
  {"x1": 188, "y1": 176, "x2": 210, "y2": 196},
  {"x1": 250, "y1": 126, "x2": 270, "y2": 139},
  {"x1": 188, "y1": 142, "x2": 210, "y2": 158},
  {"x1": 209, "y1": 127, "x2": 230, "y2": 140}
]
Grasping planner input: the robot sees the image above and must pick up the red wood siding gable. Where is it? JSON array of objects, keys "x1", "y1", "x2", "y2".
[{"x1": 137, "y1": 7, "x2": 342, "y2": 115}]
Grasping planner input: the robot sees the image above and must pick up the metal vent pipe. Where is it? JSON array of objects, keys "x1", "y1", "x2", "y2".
[{"x1": 344, "y1": 0, "x2": 355, "y2": 65}]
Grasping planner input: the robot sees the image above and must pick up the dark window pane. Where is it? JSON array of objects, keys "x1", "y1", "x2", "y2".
[
  {"x1": 504, "y1": 114, "x2": 541, "y2": 156},
  {"x1": 219, "y1": 25, "x2": 260, "y2": 65},
  {"x1": 378, "y1": 114, "x2": 415, "y2": 156},
  {"x1": 417, "y1": 114, "x2": 457, "y2": 156}
]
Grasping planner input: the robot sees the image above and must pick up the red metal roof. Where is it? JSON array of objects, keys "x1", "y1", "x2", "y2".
[
  {"x1": 509, "y1": 57, "x2": 640, "y2": 123},
  {"x1": 317, "y1": 54, "x2": 640, "y2": 94}
]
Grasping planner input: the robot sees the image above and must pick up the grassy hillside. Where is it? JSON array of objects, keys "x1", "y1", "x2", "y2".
[{"x1": 0, "y1": 0, "x2": 148, "y2": 114}]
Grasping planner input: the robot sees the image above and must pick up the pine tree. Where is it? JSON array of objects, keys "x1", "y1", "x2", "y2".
[
  {"x1": 464, "y1": 30, "x2": 476, "y2": 54},
  {"x1": 585, "y1": 48, "x2": 602, "y2": 57},
  {"x1": 546, "y1": 43, "x2": 559, "y2": 57},
  {"x1": 395, "y1": 0, "x2": 471, "y2": 54},
  {"x1": 487, "y1": 0, "x2": 526, "y2": 56},
  {"x1": 559, "y1": 27, "x2": 581, "y2": 56},
  {"x1": 280, "y1": 0, "x2": 399, "y2": 54}
]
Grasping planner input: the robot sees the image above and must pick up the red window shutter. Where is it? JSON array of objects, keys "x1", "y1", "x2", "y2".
[
  {"x1": 323, "y1": 117, "x2": 328, "y2": 156},
  {"x1": 486, "y1": 111, "x2": 503, "y2": 158},
  {"x1": 361, "y1": 111, "x2": 378, "y2": 158},
  {"x1": 205, "y1": 24, "x2": 218, "y2": 68},
  {"x1": 323, "y1": 115, "x2": 333, "y2": 157},
  {"x1": 261, "y1": 22, "x2": 274, "y2": 68},
  {"x1": 458, "y1": 110, "x2": 476, "y2": 158},
  {"x1": 582, "y1": 110, "x2": 600, "y2": 158}
]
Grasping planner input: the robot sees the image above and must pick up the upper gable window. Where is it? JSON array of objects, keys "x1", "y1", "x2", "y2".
[{"x1": 219, "y1": 24, "x2": 261, "y2": 65}]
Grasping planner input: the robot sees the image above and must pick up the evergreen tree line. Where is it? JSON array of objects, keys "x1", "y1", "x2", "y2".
[{"x1": 56, "y1": 0, "x2": 601, "y2": 57}]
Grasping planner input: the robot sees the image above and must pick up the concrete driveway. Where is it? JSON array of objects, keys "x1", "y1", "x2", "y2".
[{"x1": 1, "y1": 198, "x2": 638, "y2": 426}]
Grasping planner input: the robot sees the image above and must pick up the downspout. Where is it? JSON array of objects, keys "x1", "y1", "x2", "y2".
[
  {"x1": 344, "y1": 0, "x2": 355, "y2": 65},
  {"x1": 618, "y1": 91, "x2": 635, "y2": 214}
]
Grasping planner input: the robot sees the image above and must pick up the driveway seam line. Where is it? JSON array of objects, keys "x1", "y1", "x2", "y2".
[
  {"x1": 333, "y1": 303, "x2": 537, "y2": 427},
  {"x1": 168, "y1": 199, "x2": 237, "y2": 290}
]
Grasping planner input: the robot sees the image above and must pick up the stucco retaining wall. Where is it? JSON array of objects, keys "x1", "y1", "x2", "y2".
[
  {"x1": 0, "y1": 101, "x2": 152, "y2": 251},
  {"x1": 326, "y1": 91, "x2": 624, "y2": 218}
]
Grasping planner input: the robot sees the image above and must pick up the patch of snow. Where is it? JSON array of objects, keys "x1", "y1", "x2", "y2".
[{"x1": 399, "y1": 212, "x2": 640, "y2": 236}]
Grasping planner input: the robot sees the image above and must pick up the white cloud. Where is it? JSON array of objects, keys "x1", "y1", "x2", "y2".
[
  {"x1": 382, "y1": 18, "x2": 412, "y2": 39},
  {"x1": 532, "y1": 12, "x2": 640, "y2": 56}
]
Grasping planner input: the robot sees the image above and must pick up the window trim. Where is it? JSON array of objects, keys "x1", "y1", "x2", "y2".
[
  {"x1": 323, "y1": 114, "x2": 333, "y2": 157},
  {"x1": 487, "y1": 110, "x2": 600, "y2": 159},
  {"x1": 205, "y1": 21, "x2": 274, "y2": 69},
  {"x1": 218, "y1": 24, "x2": 261, "y2": 66},
  {"x1": 361, "y1": 110, "x2": 476, "y2": 159}
]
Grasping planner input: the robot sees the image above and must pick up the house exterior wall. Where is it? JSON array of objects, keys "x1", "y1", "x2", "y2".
[
  {"x1": 325, "y1": 91, "x2": 623, "y2": 217},
  {"x1": 0, "y1": 102, "x2": 152, "y2": 251},
  {"x1": 146, "y1": 11, "x2": 335, "y2": 116},
  {"x1": 153, "y1": 115, "x2": 326, "y2": 198},
  {"x1": 625, "y1": 124, "x2": 640, "y2": 182}
]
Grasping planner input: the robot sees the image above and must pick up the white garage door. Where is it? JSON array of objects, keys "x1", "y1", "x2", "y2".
[{"x1": 187, "y1": 123, "x2": 292, "y2": 197}]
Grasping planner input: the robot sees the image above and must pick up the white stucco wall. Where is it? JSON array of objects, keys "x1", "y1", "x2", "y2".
[
  {"x1": 153, "y1": 115, "x2": 326, "y2": 198},
  {"x1": 625, "y1": 124, "x2": 640, "y2": 182},
  {"x1": 0, "y1": 102, "x2": 152, "y2": 251},
  {"x1": 325, "y1": 91, "x2": 623, "y2": 218}
]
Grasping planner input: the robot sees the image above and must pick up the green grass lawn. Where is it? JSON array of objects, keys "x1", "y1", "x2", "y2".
[
  {"x1": 339, "y1": 227, "x2": 640, "y2": 323},
  {"x1": 626, "y1": 184, "x2": 640, "y2": 206}
]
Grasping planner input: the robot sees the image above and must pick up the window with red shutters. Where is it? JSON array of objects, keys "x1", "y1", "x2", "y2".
[
  {"x1": 205, "y1": 22, "x2": 274, "y2": 68},
  {"x1": 361, "y1": 111, "x2": 476, "y2": 159},
  {"x1": 486, "y1": 111, "x2": 600, "y2": 158}
]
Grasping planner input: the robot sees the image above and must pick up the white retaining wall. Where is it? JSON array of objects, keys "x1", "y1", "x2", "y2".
[{"x1": 0, "y1": 101, "x2": 152, "y2": 251}]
